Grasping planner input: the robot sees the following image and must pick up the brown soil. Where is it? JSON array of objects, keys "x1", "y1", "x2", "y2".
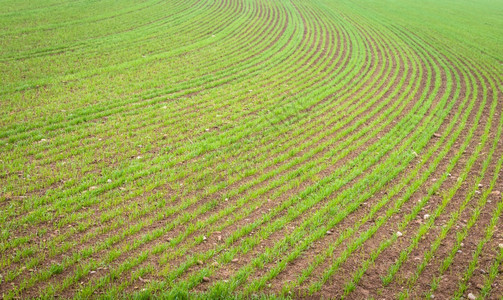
[{"x1": 1, "y1": 1, "x2": 502, "y2": 299}]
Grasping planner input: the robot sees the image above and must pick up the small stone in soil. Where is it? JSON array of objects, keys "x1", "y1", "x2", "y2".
[
  {"x1": 467, "y1": 293, "x2": 476, "y2": 300},
  {"x1": 423, "y1": 214, "x2": 430, "y2": 220},
  {"x1": 396, "y1": 231, "x2": 403, "y2": 237},
  {"x1": 202, "y1": 277, "x2": 210, "y2": 282},
  {"x1": 498, "y1": 243, "x2": 503, "y2": 249},
  {"x1": 231, "y1": 258, "x2": 239, "y2": 263}
]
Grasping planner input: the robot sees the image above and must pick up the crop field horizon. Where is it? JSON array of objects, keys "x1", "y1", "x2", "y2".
[{"x1": 1, "y1": 0, "x2": 502, "y2": 298}]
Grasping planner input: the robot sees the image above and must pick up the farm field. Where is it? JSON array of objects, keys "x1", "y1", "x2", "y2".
[{"x1": 1, "y1": 0, "x2": 502, "y2": 298}]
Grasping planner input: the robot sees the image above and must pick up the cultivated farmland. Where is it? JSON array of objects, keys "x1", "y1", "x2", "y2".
[{"x1": 1, "y1": 0, "x2": 502, "y2": 298}]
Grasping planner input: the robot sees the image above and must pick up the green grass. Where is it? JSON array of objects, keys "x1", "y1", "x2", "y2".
[{"x1": 1, "y1": 0, "x2": 502, "y2": 298}]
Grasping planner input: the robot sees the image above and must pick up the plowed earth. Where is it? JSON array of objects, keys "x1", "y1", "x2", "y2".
[{"x1": 1, "y1": 0, "x2": 502, "y2": 299}]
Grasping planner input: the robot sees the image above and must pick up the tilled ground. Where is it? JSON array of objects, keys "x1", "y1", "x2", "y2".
[{"x1": 1, "y1": 0, "x2": 502, "y2": 299}]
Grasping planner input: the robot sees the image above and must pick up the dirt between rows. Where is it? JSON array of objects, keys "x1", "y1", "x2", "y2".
[{"x1": 3, "y1": 4, "x2": 503, "y2": 300}]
